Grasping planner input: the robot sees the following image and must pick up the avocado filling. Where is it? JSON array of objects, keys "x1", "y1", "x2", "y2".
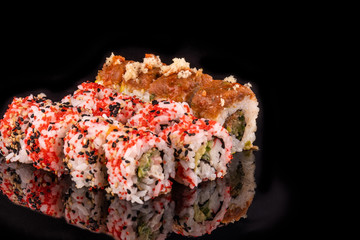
[
  {"x1": 137, "y1": 222, "x2": 154, "y2": 240},
  {"x1": 194, "y1": 140, "x2": 213, "y2": 168},
  {"x1": 137, "y1": 148, "x2": 161, "y2": 180},
  {"x1": 224, "y1": 110, "x2": 246, "y2": 141},
  {"x1": 194, "y1": 200, "x2": 213, "y2": 222}
]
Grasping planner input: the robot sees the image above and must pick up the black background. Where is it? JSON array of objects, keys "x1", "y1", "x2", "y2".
[{"x1": 0, "y1": 12, "x2": 307, "y2": 239}]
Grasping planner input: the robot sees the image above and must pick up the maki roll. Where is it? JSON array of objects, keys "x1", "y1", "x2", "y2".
[
  {"x1": 64, "y1": 115, "x2": 114, "y2": 189},
  {"x1": 63, "y1": 81, "x2": 143, "y2": 124},
  {"x1": 24, "y1": 100, "x2": 79, "y2": 176},
  {"x1": 95, "y1": 54, "x2": 259, "y2": 152},
  {"x1": 96, "y1": 53, "x2": 163, "y2": 101},
  {"x1": 190, "y1": 79, "x2": 259, "y2": 152},
  {"x1": 162, "y1": 114, "x2": 233, "y2": 189},
  {"x1": 104, "y1": 125, "x2": 174, "y2": 204},
  {"x1": 0, "y1": 94, "x2": 50, "y2": 163},
  {"x1": 127, "y1": 99, "x2": 192, "y2": 134}
]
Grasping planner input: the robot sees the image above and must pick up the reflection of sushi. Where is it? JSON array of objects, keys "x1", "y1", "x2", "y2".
[
  {"x1": 162, "y1": 114, "x2": 232, "y2": 189},
  {"x1": 0, "y1": 160, "x2": 30, "y2": 206},
  {"x1": 222, "y1": 151, "x2": 256, "y2": 224},
  {"x1": 104, "y1": 125, "x2": 174, "y2": 204},
  {"x1": 172, "y1": 179, "x2": 231, "y2": 237},
  {"x1": 64, "y1": 183, "x2": 108, "y2": 233},
  {"x1": 96, "y1": 53, "x2": 259, "y2": 152},
  {"x1": 106, "y1": 193, "x2": 173, "y2": 240},
  {"x1": 0, "y1": 159, "x2": 68, "y2": 217}
]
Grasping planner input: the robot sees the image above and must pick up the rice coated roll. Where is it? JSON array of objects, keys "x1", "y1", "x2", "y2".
[
  {"x1": 127, "y1": 99, "x2": 192, "y2": 134},
  {"x1": 190, "y1": 79, "x2": 259, "y2": 152},
  {"x1": 0, "y1": 94, "x2": 50, "y2": 163},
  {"x1": 161, "y1": 114, "x2": 233, "y2": 189},
  {"x1": 104, "y1": 125, "x2": 174, "y2": 204},
  {"x1": 61, "y1": 82, "x2": 114, "y2": 115},
  {"x1": 24, "y1": 100, "x2": 79, "y2": 176},
  {"x1": 95, "y1": 54, "x2": 259, "y2": 152},
  {"x1": 64, "y1": 115, "x2": 114, "y2": 189},
  {"x1": 63, "y1": 81, "x2": 143, "y2": 124}
]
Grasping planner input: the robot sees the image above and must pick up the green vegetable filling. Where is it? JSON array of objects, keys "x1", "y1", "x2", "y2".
[
  {"x1": 137, "y1": 222, "x2": 154, "y2": 240},
  {"x1": 137, "y1": 149, "x2": 159, "y2": 179},
  {"x1": 224, "y1": 110, "x2": 246, "y2": 141},
  {"x1": 194, "y1": 140, "x2": 213, "y2": 168},
  {"x1": 194, "y1": 200, "x2": 213, "y2": 222}
]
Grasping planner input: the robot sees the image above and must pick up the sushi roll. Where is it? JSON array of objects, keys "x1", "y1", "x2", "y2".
[
  {"x1": 127, "y1": 99, "x2": 192, "y2": 134},
  {"x1": 61, "y1": 81, "x2": 114, "y2": 115},
  {"x1": 190, "y1": 79, "x2": 259, "y2": 152},
  {"x1": 63, "y1": 115, "x2": 114, "y2": 189},
  {"x1": 63, "y1": 81, "x2": 144, "y2": 124},
  {"x1": 95, "y1": 54, "x2": 259, "y2": 152},
  {"x1": 104, "y1": 125, "x2": 174, "y2": 204},
  {"x1": 64, "y1": 183, "x2": 108, "y2": 233},
  {"x1": 161, "y1": 114, "x2": 233, "y2": 189},
  {"x1": 96, "y1": 53, "x2": 163, "y2": 101},
  {"x1": 0, "y1": 93, "x2": 50, "y2": 164},
  {"x1": 172, "y1": 178, "x2": 231, "y2": 237},
  {"x1": 106, "y1": 193, "x2": 173, "y2": 240},
  {"x1": 24, "y1": 101, "x2": 79, "y2": 176}
]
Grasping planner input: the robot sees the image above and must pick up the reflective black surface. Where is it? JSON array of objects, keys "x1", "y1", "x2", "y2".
[
  {"x1": 0, "y1": 26, "x2": 295, "y2": 239},
  {"x1": 1, "y1": 151, "x2": 257, "y2": 240}
]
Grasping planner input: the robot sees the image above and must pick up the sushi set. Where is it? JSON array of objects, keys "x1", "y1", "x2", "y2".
[{"x1": 0, "y1": 53, "x2": 259, "y2": 207}]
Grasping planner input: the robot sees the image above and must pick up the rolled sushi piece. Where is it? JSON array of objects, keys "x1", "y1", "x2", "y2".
[
  {"x1": 64, "y1": 183, "x2": 108, "y2": 233},
  {"x1": 61, "y1": 81, "x2": 114, "y2": 115},
  {"x1": 106, "y1": 193, "x2": 174, "y2": 240},
  {"x1": 96, "y1": 53, "x2": 163, "y2": 101},
  {"x1": 190, "y1": 79, "x2": 259, "y2": 152},
  {"x1": 24, "y1": 100, "x2": 79, "y2": 176},
  {"x1": 127, "y1": 99, "x2": 192, "y2": 134},
  {"x1": 63, "y1": 115, "x2": 115, "y2": 189},
  {"x1": 104, "y1": 125, "x2": 174, "y2": 204},
  {"x1": 161, "y1": 114, "x2": 233, "y2": 189},
  {"x1": 62, "y1": 81, "x2": 143, "y2": 124},
  {"x1": 172, "y1": 178, "x2": 231, "y2": 237},
  {"x1": 0, "y1": 93, "x2": 50, "y2": 164}
]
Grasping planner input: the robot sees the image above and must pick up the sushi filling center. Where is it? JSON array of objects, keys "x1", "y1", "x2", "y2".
[
  {"x1": 137, "y1": 148, "x2": 163, "y2": 181},
  {"x1": 224, "y1": 110, "x2": 246, "y2": 141},
  {"x1": 195, "y1": 140, "x2": 214, "y2": 168}
]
